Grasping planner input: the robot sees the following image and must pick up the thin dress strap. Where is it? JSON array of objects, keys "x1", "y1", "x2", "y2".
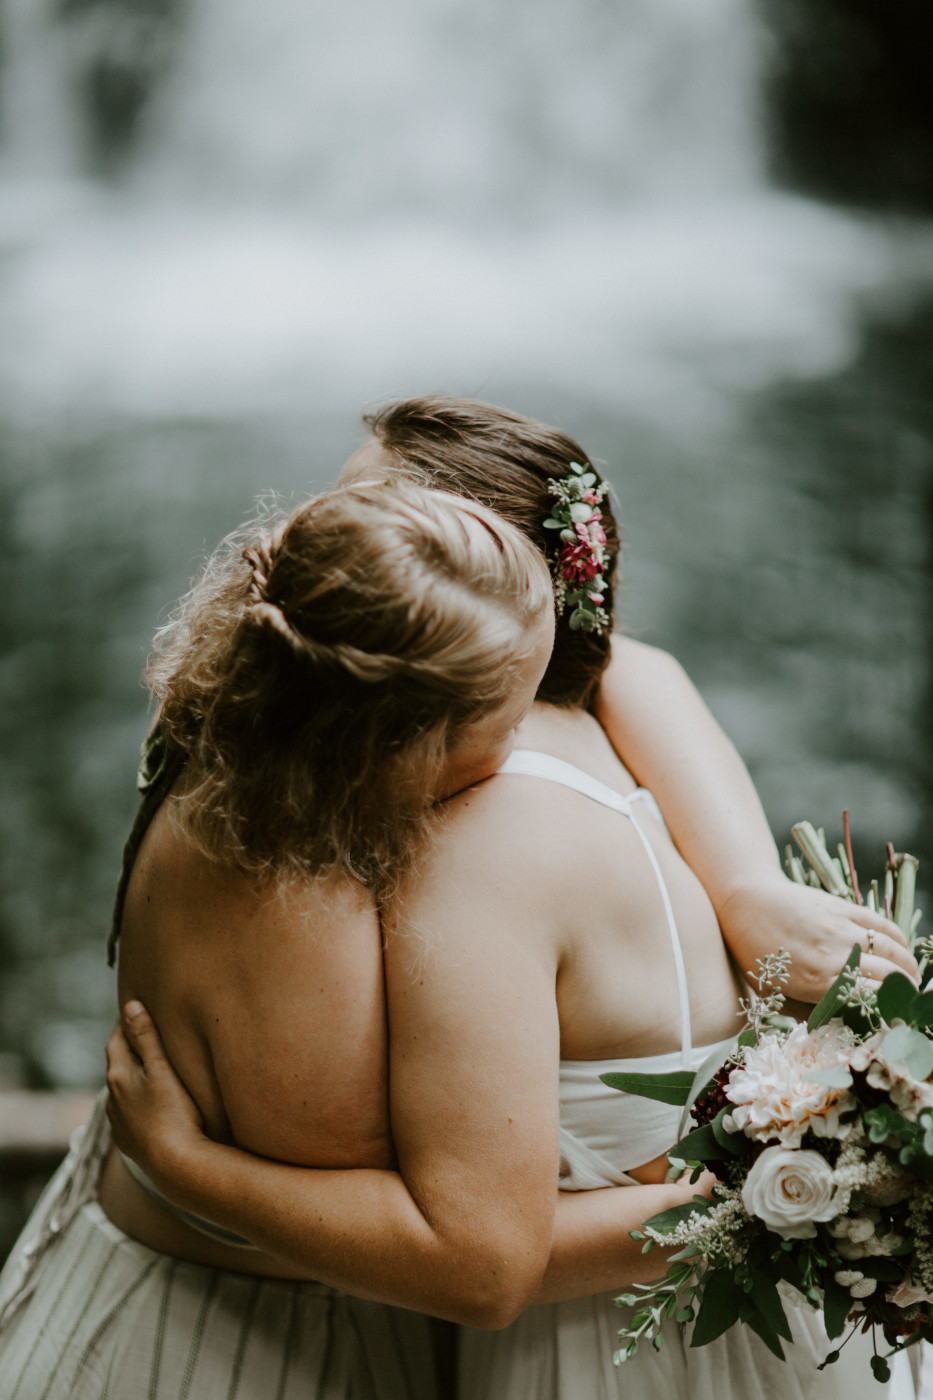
[
  {"x1": 497, "y1": 749, "x2": 693, "y2": 1067},
  {"x1": 107, "y1": 723, "x2": 187, "y2": 967}
]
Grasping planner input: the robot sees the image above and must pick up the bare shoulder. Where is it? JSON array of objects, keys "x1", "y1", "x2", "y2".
[
  {"x1": 423, "y1": 770, "x2": 566, "y2": 893},
  {"x1": 605, "y1": 635, "x2": 690, "y2": 688}
]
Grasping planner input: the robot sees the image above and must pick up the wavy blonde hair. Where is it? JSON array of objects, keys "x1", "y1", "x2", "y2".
[{"x1": 148, "y1": 480, "x2": 551, "y2": 890}]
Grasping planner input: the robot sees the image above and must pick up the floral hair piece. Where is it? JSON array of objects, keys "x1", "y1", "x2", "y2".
[{"x1": 543, "y1": 463, "x2": 610, "y2": 635}]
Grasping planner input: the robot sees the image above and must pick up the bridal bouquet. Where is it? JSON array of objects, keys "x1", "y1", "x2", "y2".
[{"x1": 609, "y1": 818, "x2": 932, "y2": 1383}]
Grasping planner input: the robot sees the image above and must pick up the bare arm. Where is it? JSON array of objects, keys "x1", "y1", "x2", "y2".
[
  {"x1": 106, "y1": 792, "x2": 710, "y2": 1323},
  {"x1": 107, "y1": 1006, "x2": 711, "y2": 1315},
  {"x1": 596, "y1": 637, "x2": 917, "y2": 996}
]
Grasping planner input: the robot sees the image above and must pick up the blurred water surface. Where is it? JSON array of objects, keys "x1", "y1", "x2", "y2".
[{"x1": 0, "y1": 0, "x2": 931, "y2": 1108}]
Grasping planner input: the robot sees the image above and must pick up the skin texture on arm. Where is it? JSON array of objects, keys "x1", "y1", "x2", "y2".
[
  {"x1": 596, "y1": 636, "x2": 918, "y2": 997},
  {"x1": 106, "y1": 783, "x2": 714, "y2": 1325},
  {"x1": 107, "y1": 1008, "x2": 712, "y2": 1317},
  {"x1": 108, "y1": 796, "x2": 565, "y2": 1329}
]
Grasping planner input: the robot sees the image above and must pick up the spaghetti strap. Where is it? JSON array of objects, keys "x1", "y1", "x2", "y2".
[
  {"x1": 107, "y1": 723, "x2": 187, "y2": 966},
  {"x1": 497, "y1": 749, "x2": 693, "y2": 1067}
]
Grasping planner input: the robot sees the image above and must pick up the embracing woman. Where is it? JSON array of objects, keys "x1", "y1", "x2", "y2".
[
  {"x1": 102, "y1": 402, "x2": 914, "y2": 1400},
  {"x1": 0, "y1": 476, "x2": 554, "y2": 1399}
]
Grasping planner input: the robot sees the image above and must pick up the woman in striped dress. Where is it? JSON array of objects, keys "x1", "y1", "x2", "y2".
[{"x1": 0, "y1": 477, "x2": 555, "y2": 1400}]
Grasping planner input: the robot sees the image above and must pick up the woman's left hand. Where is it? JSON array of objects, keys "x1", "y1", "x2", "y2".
[
  {"x1": 106, "y1": 1001, "x2": 206, "y2": 1188},
  {"x1": 718, "y1": 878, "x2": 919, "y2": 1002}
]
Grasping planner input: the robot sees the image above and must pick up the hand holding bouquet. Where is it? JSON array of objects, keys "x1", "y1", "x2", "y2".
[{"x1": 609, "y1": 819, "x2": 930, "y2": 1383}]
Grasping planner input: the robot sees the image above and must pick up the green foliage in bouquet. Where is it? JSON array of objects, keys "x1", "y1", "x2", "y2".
[{"x1": 604, "y1": 818, "x2": 931, "y2": 1383}]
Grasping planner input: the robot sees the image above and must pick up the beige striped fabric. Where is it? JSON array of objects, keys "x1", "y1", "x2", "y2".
[{"x1": 0, "y1": 1202, "x2": 439, "y2": 1400}]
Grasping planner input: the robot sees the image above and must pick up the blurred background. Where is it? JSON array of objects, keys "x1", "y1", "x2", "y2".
[{"x1": 0, "y1": 0, "x2": 931, "y2": 1252}]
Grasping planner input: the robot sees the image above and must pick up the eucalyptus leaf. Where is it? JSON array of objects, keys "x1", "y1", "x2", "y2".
[
  {"x1": 672, "y1": 1122, "x2": 730, "y2": 1164},
  {"x1": 899, "y1": 1146, "x2": 933, "y2": 1180},
  {"x1": 600, "y1": 1069, "x2": 695, "y2": 1105},
  {"x1": 710, "y1": 1106, "x2": 750, "y2": 1155},
  {"x1": 542, "y1": 517, "x2": 564, "y2": 529},
  {"x1": 745, "y1": 1269, "x2": 793, "y2": 1343},
  {"x1": 807, "y1": 943, "x2": 861, "y2": 1031},
  {"x1": 690, "y1": 1269, "x2": 743, "y2": 1348},
  {"x1": 877, "y1": 972, "x2": 918, "y2": 1027},
  {"x1": 911, "y1": 991, "x2": 933, "y2": 1028},
  {"x1": 677, "y1": 1040, "x2": 737, "y2": 1138},
  {"x1": 822, "y1": 1277, "x2": 851, "y2": 1340},
  {"x1": 882, "y1": 1025, "x2": 933, "y2": 1080},
  {"x1": 736, "y1": 1301, "x2": 786, "y2": 1361},
  {"x1": 865, "y1": 1104, "x2": 902, "y2": 1144}
]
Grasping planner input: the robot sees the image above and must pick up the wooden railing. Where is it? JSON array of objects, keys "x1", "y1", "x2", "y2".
[{"x1": 0, "y1": 1090, "x2": 97, "y2": 1264}]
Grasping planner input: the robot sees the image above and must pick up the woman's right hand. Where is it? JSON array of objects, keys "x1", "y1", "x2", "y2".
[
  {"x1": 675, "y1": 1166, "x2": 717, "y2": 1197},
  {"x1": 106, "y1": 1001, "x2": 207, "y2": 1192}
]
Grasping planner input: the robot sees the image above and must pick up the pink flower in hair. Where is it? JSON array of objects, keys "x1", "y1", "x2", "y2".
[
  {"x1": 559, "y1": 539, "x2": 602, "y2": 584},
  {"x1": 542, "y1": 464, "x2": 611, "y2": 635}
]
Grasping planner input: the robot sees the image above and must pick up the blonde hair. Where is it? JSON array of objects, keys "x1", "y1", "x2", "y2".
[{"x1": 149, "y1": 480, "x2": 551, "y2": 890}]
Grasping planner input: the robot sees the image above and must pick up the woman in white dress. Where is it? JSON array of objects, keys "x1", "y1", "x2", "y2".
[{"x1": 99, "y1": 400, "x2": 916, "y2": 1398}]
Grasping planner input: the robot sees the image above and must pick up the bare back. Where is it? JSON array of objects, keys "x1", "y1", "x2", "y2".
[
  {"x1": 511, "y1": 708, "x2": 742, "y2": 1062},
  {"x1": 99, "y1": 790, "x2": 392, "y2": 1274},
  {"x1": 399, "y1": 702, "x2": 742, "y2": 1076}
]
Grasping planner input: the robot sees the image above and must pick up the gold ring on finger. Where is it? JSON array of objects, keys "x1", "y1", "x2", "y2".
[{"x1": 866, "y1": 931, "x2": 875, "y2": 956}]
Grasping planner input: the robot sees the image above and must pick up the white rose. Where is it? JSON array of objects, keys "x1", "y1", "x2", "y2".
[{"x1": 741, "y1": 1146, "x2": 841, "y2": 1239}]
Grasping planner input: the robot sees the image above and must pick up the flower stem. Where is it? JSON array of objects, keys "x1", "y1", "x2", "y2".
[{"x1": 842, "y1": 810, "x2": 863, "y2": 906}]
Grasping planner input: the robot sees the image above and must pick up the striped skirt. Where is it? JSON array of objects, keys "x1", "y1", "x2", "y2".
[{"x1": 0, "y1": 1201, "x2": 439, "y2": 1400}]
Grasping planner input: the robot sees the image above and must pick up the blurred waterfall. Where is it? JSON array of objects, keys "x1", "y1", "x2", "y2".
[
  {"x1": 138, "y1": 0, "x2": 763, "y2": 213},
  {"x1": 0, "y1": 0, "x2": 906, "y2": 420},
  {"x1": 0, "y1": 0, "x2": 930, "y2": 1103}
]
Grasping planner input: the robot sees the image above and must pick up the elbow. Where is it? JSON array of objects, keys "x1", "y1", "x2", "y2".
[
  {"x1": 464, "y1": 1297, "x2": 527, "y2": 1332},
  {"x1": 447, "y1": 1289, "x2": 528, "y2": 1332},
  {"x1": 439, "y1": 1254, "x2": 544, "y2": 1331}
]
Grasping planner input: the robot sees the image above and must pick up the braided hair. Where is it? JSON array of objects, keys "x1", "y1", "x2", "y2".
[{"x1": 149, "y1": 480, "x2": 551, "y2": 890}]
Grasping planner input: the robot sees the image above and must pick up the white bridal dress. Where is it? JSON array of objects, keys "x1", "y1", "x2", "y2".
[{"x1": 459, "y1": 751, "x2": 913, "y2": 1400}]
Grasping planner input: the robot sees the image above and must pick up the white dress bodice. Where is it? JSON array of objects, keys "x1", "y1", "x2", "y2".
[{"x1": 497, "y1": 748, "x2": 735, "y2": 1188}]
